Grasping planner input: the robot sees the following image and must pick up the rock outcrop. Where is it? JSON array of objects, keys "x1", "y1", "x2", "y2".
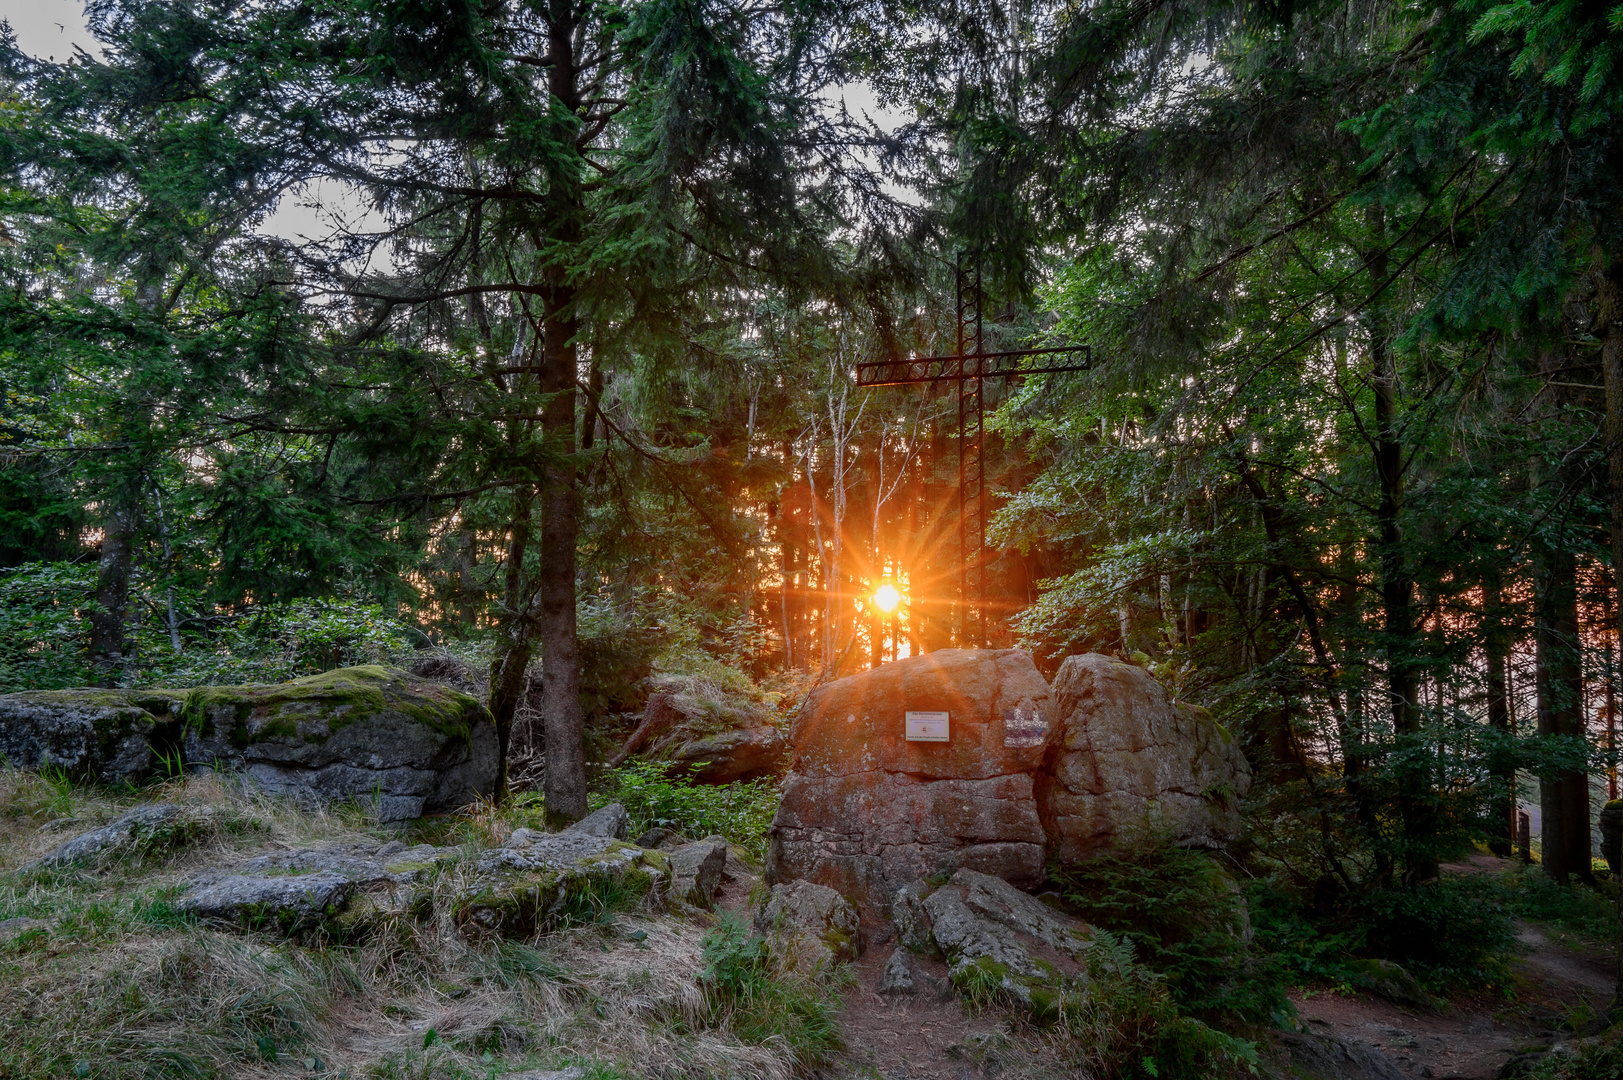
[
  {"x1": 767, "y1": 649, "x2": 1251, "y2": 918},
  {"x1": 768, "y1": 649, "x2": 1053, "y2": 916},
  {"x1": 1041, "y1": 653, "x2": 1250, "y2": 863},
  {"x1": 661, "y1": 726, "x2": 788, "y2": 784},
  {"x1": 454, "y1": 828, "x2": 669, "y2": 939},
  {"x1": 666, "y1": 840, "x2": 728, "y2": 908},
  {"x1": 0, "y1": 691, "x2": 164, "y2": 784},
  {"x1": 0, "y1": 667, "x2": 498, "y2": 821},
  {"x1": 178, "y1": 839, "x2": 456, "y2": 933},
  {"x1": 899, "y1": 869, "x2": 1095, "y2": 1020}
]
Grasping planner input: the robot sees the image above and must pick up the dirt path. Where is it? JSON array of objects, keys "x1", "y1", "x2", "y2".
[{"x1": 1289, "y1": 899, "x2": 1618, "y2": 1080}]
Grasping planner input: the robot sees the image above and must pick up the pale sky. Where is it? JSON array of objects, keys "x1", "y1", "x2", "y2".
[{"x1": 2, "y1": 0, "x2": 98, "y2": 60}]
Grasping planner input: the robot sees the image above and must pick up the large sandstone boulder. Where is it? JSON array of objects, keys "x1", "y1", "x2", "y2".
[
  {"x1": 767, "y1": 649, "x2": 1251, "y2": 917},
  {"x1": 0, "y1": 667, "x2": 498, "y2": 821},
  {"x1": 767, "y1": 649, "x2": 1053, "y2": 917},
  {"x1": 1040, "y1": 653, "x2": 1250, "y2": 863}
]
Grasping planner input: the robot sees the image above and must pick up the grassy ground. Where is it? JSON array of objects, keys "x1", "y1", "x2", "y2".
[{"x1": 0, "y1": 769, "x2": 838, "y2": 1080}]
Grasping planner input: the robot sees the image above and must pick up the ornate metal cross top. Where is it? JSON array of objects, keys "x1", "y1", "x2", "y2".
[{"x1": 854, "y1": 253, "x2": 1093, "y2": 647}]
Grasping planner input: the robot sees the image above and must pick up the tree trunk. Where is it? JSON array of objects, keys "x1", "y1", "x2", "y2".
[
  {"x1": 537, "y1": 276, "x2": 584, "y2": 824},
  {"x1": 1535, "y1": 542, "x2": 1591, "y2": 883},
  {"x1": 87, "y1": 493, "x2": 139, "y2": 684},
  {"x1": 1484, "y1": 570, "x2": 1516, "y2": 857},
  {"x1": 488, "y1": 484, "x2": 536, "y2": 802},
  {"x1": 1370, "y1": 283, "x2": 1434, "y2": 881}
]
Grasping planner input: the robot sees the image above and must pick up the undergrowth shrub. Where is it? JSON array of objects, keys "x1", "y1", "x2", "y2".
[
  {"x1": 1503, "y1": 866, "x2": 1619, "y2": 943},
  {"x1": 1062, "y1": 931, "x2": 1258, "y2": 1080},
  {"x1": 697, "y1": 912, "x2": 843, "y2": 1066},
  {"x1": 594, "y1": 761, "x2": 779, "y2": 857},
  {"x1": 1050, "y1": 844, "x2": 1290, "y2": 1026},
  {"x1": 1250, "y1": 872, "x2": 1517, "y2": 994},
  {"x1": 1353, "y1": 876, "x2": 1516, "y2": 989}
]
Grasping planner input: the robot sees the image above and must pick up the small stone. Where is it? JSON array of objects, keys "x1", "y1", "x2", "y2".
[
  {"x1": 566, "y1": 803, "x2": 629, "y2": 839},
  {"x1": 878, "y1": 948, "x2": 917, "y2": 994},
  {"x1": 0, "y1": 917, "x2": 48, "y2": 937},
  {"x1": 667, "y1": 842, "x2": 727, "y2": 908},
  {"x1": 893, "y1": 880, "x2": 936, "y2": 955},
  {"x1": 634, "y1": 827, "x2": 673, "y2": 849},
  {"x1": 500, "y1": 1067, "x2": 588, "y2": 1080}
]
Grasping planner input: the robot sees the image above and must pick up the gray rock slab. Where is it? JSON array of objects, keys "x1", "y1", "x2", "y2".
[
  {"x1": 179, "y1": 870, "x2": 355, "y2": 932},
  {"x1": 0, "y1": 917, "x2": 48, "y2": 937},
  {"x1": 0, "y1": 691, "x2": 156, "y2": 783},
  {"x1": 238, "y1": 842, "x2": 453, "y2": 886},
  {"x1": 565, "y1": 803, "x2": 629, "y2": 839},
  {"x1": 500, "y1": 1068, "x2": 588, "y2": 1080},
  {"x1": 753, "y1": 879, "x2": 860, "y2": 969},
  {"x1": 480, "y1": 832, "x2": 621, "y2": 874},
  {"x1": 24, "y1": 803, "x2": 183, "y2": 870},
  {"x1": 922, "y1": 886, "x2": 1048, "y2": 982},
  {"x1": 1279, "y1": 1033, "x2": 1407, "y2": 1080},
  {"x1": 950, "y1": 868, "x2": 1089, "y2": 958}
]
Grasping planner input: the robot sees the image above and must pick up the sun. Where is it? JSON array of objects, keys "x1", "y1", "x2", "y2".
[{"x1": 871, "y1": 583, "x2": 902, "y2": 614}]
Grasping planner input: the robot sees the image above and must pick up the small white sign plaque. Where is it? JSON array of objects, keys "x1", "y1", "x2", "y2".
[{"x1": 905, "y1": 710, "x2": 950, "y2": 742}]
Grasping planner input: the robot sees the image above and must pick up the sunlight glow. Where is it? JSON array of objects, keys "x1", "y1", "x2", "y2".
[{"x1": 872, "y1": 583, "x2": 901, "y2": 614}]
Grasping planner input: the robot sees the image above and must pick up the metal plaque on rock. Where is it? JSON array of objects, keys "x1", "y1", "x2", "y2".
[{"x1": 904, "y1": 711, "x2": 950, "y2": 742}]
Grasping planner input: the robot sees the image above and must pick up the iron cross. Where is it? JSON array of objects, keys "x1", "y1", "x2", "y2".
[{"x1": 854, "y1": 254, "x2": 1092, "y2": 647}]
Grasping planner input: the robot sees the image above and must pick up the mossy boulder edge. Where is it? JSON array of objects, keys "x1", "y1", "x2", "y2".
[{"x1": 0, "y1": 667, "x2": 498, "y2": 820}]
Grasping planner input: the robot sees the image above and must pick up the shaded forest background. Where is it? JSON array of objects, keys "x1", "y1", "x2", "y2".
[{"x1": 3, "y1": 0, "x2": 1623, "y2": 894}]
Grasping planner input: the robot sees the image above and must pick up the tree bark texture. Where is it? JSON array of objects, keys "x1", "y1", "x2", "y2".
[{"x1": 87, "y1": 494, "x2": 139, "y2": 684}]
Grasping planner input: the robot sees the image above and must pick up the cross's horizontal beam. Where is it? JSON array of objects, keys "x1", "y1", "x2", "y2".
[{"x1": 855, "y1": 345, "x2": 1092, "y2": 387}]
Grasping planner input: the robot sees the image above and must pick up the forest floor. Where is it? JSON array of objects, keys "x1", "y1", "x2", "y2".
[{"x1": 1280, "y1": 853, "x2": 1618, "y2": 1080}]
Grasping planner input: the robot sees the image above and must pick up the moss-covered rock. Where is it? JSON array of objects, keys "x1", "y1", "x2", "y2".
[
  {"x1": 751, "y1": 879, "x2": 862, "y2": 973},
  {"x1": 178, "y1": 839, "x2": 458, "y2": 938},
  {"x1": 454, "y1": 831, "x2": 669, "y2": 940},
  {"x1": 921, "y1": 868, "x2": 1093, "y2": 1021}
]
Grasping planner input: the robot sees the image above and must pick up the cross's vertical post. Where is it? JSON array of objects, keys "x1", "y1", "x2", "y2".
[{"x1": 956, "y1": 253, "x2": 986, "y2": 647}]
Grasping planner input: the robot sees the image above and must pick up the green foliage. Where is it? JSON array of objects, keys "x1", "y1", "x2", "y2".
[
  {"x1": 1050, "y1": 845, "x2": 1290, "y2": 1026},
  {"x1": 593, "y1": 760, "x2": 779, "y2": 858},
  {"x1": 697, "y1": 912, "x2": 843, "y2": 1064},
  {"x1": 1502, "y1": 867, "x2": 1621, "y2": 944},
  {"x1": 1063, "y1": 930, "x2": 1259, "y2": 1080},
  {"x1": 0, "y1": 562, "x2": 94, "y2": 689},
  {"x1": 1520, "y1": 1026, "x2": 1623, "y2": 1080},
  {"x1": 1249, "y1": 873, "x2": 1517, "y2": 994},
  {"x1": 1352, "y1": 877, "x2": 1517, "y2": 989},
  {"x1": 0, "y1": 564, "x2": 421, "y2": 692}
]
